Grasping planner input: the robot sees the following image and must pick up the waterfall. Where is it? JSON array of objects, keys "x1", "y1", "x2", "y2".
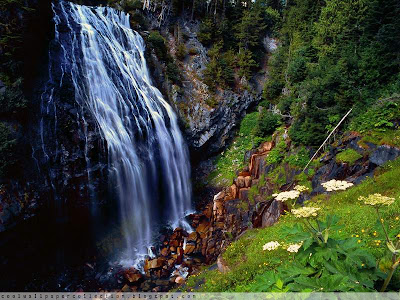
[{"x1": 49, "y1": 1, "x2": 192, "y2": 260}]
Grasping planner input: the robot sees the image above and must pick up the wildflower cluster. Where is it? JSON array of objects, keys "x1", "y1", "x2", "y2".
[
  {"x1": 263, "y1": 241, "x2": 281, "y2": 251},
  {"x1": 321, "y1": 179, "x2": 353, "y2": 191},
  {"x1": 287, "y1": 242, "x2": 303, "y2": 253},
  {"x1": 294, "y1": 185, "x2": 309, "y2": 193},
  {"x1": 292, "y1": 206, "x2": 320, "y2": 218},
  {"x1": 272, "y1": 190, "x2": 300, "y2": 202},
  {"x1": 359, "y1": 193, "x2": 395, "y2": 207}
]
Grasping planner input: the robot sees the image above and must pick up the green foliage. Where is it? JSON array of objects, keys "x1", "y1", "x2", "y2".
[
  {"x1": 252, "y1": 215, "x2": 382, "y2": 292},
  {"x1": 165, "y1": 62, "x2": 180, "y2": 83},
  {"x1": 203, "y1": 43, "x2": 235, "y2": 92},
  {"x1": 0, "y1": 81, "x2": 28, "y2": 117},
  {"x1": 349, "y1": 97, "x2": 400, "y2": 133},
  {"x1": 0, "y1": 122, "x2": 17, "y2": 177},
  {"x1": 336, "y1": 148, "x2": 363, "y2": 165},
  {"x1": 284, "y1": 147, "x2": 309, "y2": 169},
  {"x1": 175, "y1": 43, "x2": 187, "y2": 61},
  {"x1": 196, "y1": 0, "x2": 282, "y2": 91},
  {"x1": 266, "y1": 140, "x2": 286, "y2": 165},
  {"x1": 197, "y1": 17, "x2": 216, "y2": 46},
  {"x1": 266, "y1": 0, "x2": 400, "y2": 146},
  {"x1": 146, "y1": 31, "x2": 168, "y2": 61},
  {"x1": 254, "y1": 110, "x2": 281, "y2": 138}
]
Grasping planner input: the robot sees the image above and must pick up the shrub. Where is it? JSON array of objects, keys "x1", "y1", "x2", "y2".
[
  {"x1": 0, "y1": 122, "x2": 17, "y2": 177},
  {"x1": 0, "y1": 81, "x2": 28, "y2": 117},
  {"x1": 266, "y1": 141, "x2": 286, "y2": 165},
  {"x1": 349, "y1": 98, "x2": 400, "y2": 133},
  {"x1": 146, "y1": 31, "x2": 168, "y2": 61},
  {"x1": 254, "y1": 110, "x2": 281, "y2": 138},
  {"x1": 166, "y1": 62, "x2": 181, "y2": 83},
  {"x1": 188, "y1": 48, "x2": 198, "y2": 55},
  {"x1": 197, "y1": 18, "x2": 215, "y2": 46},
  {"x1": 175, "y1": 43, "x2": 187, "y2": 61}
]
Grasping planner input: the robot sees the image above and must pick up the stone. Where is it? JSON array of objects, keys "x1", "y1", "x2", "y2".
[
  {"x1": 238, "y1": 171, "x2": 251, "y2": 177},
  {"x1": 213, "y1": 191, "x2": 225, "y2": 201},
  {"x1": 175, "y1": 276, "x2": 185, "y2": 284},
  {"x1": 244, "y1": 176, "x2": 252, "y2": 188},
  {"x1": 187, "y1": 231, "x2": 199, "y2": 242},
  {"x1": 125, "y1": 271, "x2": 143, "y2": 285},
  {"x1": 217, "y1": 256, "x2": 231, "y2": 274},
  {"x1": 260, "y1": 141, "x2": 273, "y2": 152},
  {"x1": 213, "y1": 199, "x2": 224, "y2": 216},
  {"x1": 146, "y1": 258, "x2": 165, "y2": 270},
  {"x1": 230, "y1": 184, "x2": 238, "y2": 199},
  {"x1": 121, "y1": 285, "x2": 131, "y2": 292},
  {"x1": 370, "y1": 145, "x2": 400, "y2": 166},
  {"x1": 160, "y1": 247, "x2": 169, "y2": 257},
  {"x1": 196, "y1": 222, "x2": 210, "y2": 235},
  {"x1": 236, "y1": 176, "x2": 245, "y2": 188},
  {"x1": 239, "y1": 188, "x2": 250, "y2": 201},
  {"x1": 262, "y1": 200, "x2": 285, "y2": 228},
  {"x1": 184, "y1": 243, "x2": 196, "y2": 254}
]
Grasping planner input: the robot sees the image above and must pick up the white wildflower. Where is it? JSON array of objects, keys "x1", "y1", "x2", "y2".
[
  {"x1": 294, "y1": 185, "x2": 309, "y2": 193},
  {"x1": 263, "y1": 241, "x2": 281, "y2": 251},
  {"x1": 273, "y1": 190, "x2": 300, "y2": 202},
  {"x1": 359, "y1": 194, "x2": 395, "y2": 207},
  {"x1": 321, "y1": 179, "x2": 353, "y2": 191},
  {"x1": 292, "y1": 206, "x2": 320, "y2": 218},
  {"x1": 287, "y1": 242, "x2": 303, "y2": 253}
]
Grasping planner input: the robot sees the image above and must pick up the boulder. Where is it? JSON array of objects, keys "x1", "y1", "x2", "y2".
[
  {"x1": 125, "y1": 272, "x2": 143, "y2": 285},
  {"x1": 184, "y1": 243, "x2": 196, "y2": 255},
  {"x1": 236, "y1": 176, "x2": 245, "y2": 188},
  {"x1": 175, "y1": 276, "x2": 185, "y2": 284},
  {"x1": 187, "y1": 231, "x2": 199, "y2": 243},
  {"x1": 261, "y1": 200, "x2": 285, "y2": 228},
  {"x1": 217, "y1": 255, "x2": 231, "y2": 274},
  {"x1": 239, "y1": 188, "x2": 250, "y2": 201},
  {"x1": 244, "y1": 176, "x2": 252, "y2": 188},
  {"x1": 260, "y1": 141, "x2": 273, "y2": 152},
  {"x1": 230, "y1": 184, "x2": 238, "y2": 199},
  {"x1": 146, "y1": 258, "x2": 165, "y2": 270},
  {"x1": 370, "y1": 145, "x2": 400, "y2": 166},
  {"x1": 213, "y1": 191, "x2": 225, "y2": 201},
  {"x1": 160, "y1": 247, "x2": 169, "y2": 257}
]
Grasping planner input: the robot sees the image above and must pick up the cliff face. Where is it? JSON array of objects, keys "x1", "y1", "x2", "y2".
[{"x1": 144, "y1": 16, "x2": 267, "y2": 158}]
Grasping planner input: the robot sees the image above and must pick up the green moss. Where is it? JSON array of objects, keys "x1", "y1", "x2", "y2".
[
  {"x1": 184, "y1": 157, "x2": 400, "y2": 292},
  {"x1": 358, "y1": 130, "x2": 400, "y2": 148},
  {"x1": 336, "y1": 148, "x2": 363, "y2": 165}
]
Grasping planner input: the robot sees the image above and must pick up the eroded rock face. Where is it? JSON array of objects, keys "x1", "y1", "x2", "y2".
[
  {"x1": 146, "y1": 18, "x2": 264, "y2": 157},
  {"x1": 370, "y1": 145, "x2": 400, "y2": 166}
]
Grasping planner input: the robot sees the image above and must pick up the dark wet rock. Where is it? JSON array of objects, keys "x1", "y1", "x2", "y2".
[{"x1": 370, "y1": 145, "x2": 400, "y2": 166}]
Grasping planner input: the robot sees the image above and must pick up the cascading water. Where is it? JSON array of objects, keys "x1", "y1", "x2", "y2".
[{"x1": 47, "y1": 1, "x2": 192, "y2": 261}]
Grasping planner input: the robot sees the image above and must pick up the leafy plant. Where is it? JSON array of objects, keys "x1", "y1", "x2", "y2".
[{"x1": 254, "y1": 215, "x2": 383, "y2": 292}]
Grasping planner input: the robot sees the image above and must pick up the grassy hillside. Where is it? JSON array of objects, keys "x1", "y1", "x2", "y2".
[{"x1": 184, "y1": 154, "x2": 400, "y2": 291}]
